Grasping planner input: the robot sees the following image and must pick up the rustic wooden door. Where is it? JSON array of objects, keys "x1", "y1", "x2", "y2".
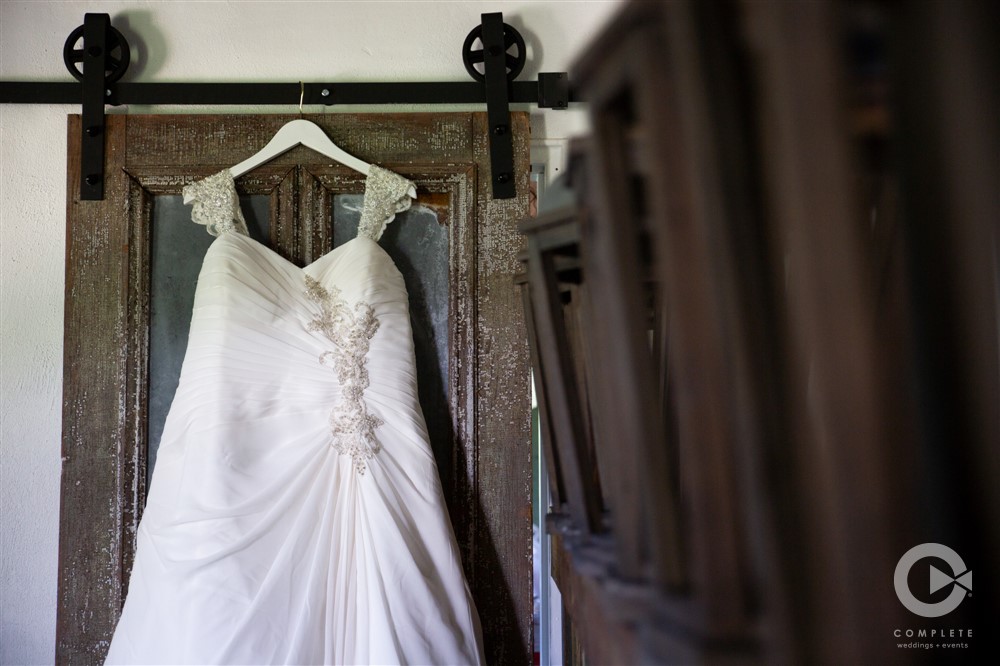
[{"x1": 58, "y1": 113, "x2": 531, "y2": 664}]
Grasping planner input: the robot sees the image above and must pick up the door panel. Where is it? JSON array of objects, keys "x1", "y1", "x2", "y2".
[{"x1": 59, "y1": 114, "x2": 531, "y2": 664}]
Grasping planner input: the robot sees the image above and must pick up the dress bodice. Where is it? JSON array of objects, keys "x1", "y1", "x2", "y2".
[{"x1": 178, "y1": 163, "x2": 417, "y2": 476}]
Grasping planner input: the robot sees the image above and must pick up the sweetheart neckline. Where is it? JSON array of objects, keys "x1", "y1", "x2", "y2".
[{"x1": 214, "y1": 230, "x2": 386, "y2": 274}]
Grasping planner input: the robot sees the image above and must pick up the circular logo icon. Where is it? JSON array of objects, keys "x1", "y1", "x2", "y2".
[{"x1": 894, "y1": 543, "x2": 972, "y2": 618}]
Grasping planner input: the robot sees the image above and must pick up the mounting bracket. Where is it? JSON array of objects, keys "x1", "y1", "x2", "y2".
[
  {"x1": 79, "y1": 13, "x2": 111, "y2": 201},
  {"x1": 479, "y1": 13, "x2": 517, "y2": 199}
]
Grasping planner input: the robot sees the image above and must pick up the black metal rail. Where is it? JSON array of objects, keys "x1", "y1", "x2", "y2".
[
  {"x1": 0, "y1": 12, "x2": 573, "y2": 200},
  {"x1": 0, "y1": 80, "x2": 574, "y2": 107}
]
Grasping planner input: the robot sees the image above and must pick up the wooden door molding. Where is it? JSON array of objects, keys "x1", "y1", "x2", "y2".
[{"x1": 58, "y1": 113, "x2": 531, "y2": 664}]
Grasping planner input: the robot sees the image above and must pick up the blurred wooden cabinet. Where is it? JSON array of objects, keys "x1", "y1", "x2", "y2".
[{"x1": 519, "y1": 1, "x2": 998, "y2": 663}]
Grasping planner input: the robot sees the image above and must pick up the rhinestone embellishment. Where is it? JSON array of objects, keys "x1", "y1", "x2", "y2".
[{"x1": 304, "y1": 275, "x2": 383, "y2": 474}]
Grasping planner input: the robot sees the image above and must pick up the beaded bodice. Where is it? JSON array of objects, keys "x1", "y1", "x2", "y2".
[{"x1": 181, "y1": 164, "x2": 416, "y2": 474}]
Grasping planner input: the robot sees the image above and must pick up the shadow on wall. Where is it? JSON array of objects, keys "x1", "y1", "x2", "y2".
[
  {"x1": 111, "y1": 11, "x2": 164, "y2": 81},
  {"x1": 504, "y1": 13, "x2": 545, "y2": 82}
]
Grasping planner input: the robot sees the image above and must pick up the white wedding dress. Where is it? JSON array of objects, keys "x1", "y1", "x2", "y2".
[{"x1": 105, "y1": 166, "x2": 484, "y2": 665}]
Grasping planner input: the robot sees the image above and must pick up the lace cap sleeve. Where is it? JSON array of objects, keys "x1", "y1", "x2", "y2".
[
  {"x1": 357, "y1": 165, "x2": 417, "y2": 242},
  {"x1": 182, "y1": 170, "x2": 250, "y2": 237}
]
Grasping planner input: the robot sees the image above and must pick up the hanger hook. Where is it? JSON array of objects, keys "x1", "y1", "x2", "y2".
[{"x1": 299, "y1": 82, "x2": 305, "y2": 117}]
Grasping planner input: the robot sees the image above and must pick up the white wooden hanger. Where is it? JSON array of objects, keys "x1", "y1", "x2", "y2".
[{"x1": 229, "y1": 118, "x2": 372, "y2": 178}]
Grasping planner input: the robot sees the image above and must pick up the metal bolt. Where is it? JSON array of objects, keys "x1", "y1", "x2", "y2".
[
  {"x1": 85, "y1": 174, "x2": 101, "y2": 186},
  {"x1": 496, "y1": 173, "x2": 511, "y2": 184},
  {"x1": 493, "y1": 124, "x2": 507, "y2": 136},
  {"x1": 85, "y1": 125, "x2": 101, "y2": 137},
  {"x1": 105, "y1": 89, "x2": 112, "y2": 97},
  {"x1": 321, "y1": 89, "x2": 330, "y2": 97}
]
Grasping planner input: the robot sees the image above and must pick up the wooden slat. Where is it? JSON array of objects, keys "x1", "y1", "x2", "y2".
[
  {"x1": 578, "y1": 15, "x2": 685, "y2": 588},
  {"x1": 562, "y1": 285, "x2": 599, "y2": 506},
  {"x1": 470, "y1": 112, "x2": 533, "y2": 664},
  {"x1": 517, "y1": 279, "x2": 565, "y2": 508},
  {"x1": 124, "y1": 113, "x2": 477, "y2": 167},
  {"x1": 635, "y1": 0, "x2": 760, "y2": 637},
  {"x1": 270, "y1": 167, "x2": 299, "y2": 263},
  {"x1": 526, "y1": 236, "x2": 602, "y2": 533},
  {"x1": 120, "y1": 175, "x2": 151, "y2": 607},
  {"x1": 741, "y1": 1, "x2": 912, "y2": 661},
  {"x1": 57, "y1": 114, "x2": 130, "y2": 665}
]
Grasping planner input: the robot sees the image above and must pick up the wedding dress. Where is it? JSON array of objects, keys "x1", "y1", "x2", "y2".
[{"x1": 105, "y1": 165, "x2": 484, "y2": 665}]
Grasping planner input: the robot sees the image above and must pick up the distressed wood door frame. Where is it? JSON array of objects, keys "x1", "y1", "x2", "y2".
[{"x1": 58, "y1": 113, "x2": 531, "y2": 664}]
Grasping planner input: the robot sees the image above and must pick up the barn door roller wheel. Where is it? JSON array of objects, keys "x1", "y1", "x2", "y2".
[
  {"x1": 462, "y1": 22, "x2": 526, "y2": 82},
  {"x1": 63, "y1": 23, "x2": 131, "y2": 83}
]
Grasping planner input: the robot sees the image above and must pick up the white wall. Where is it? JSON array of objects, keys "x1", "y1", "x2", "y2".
[{"x1": 0, "y1": 1, "x2": 621, "y2": 663}]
